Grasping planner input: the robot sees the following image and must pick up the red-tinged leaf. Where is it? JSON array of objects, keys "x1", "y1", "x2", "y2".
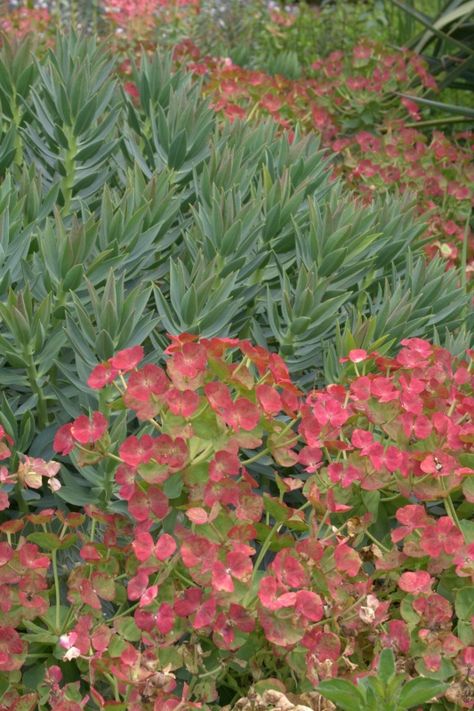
[
  {"x1": 186, "y1": 507, "x2": 209, "y2": 524},
  {"x1": 334, "y1": 542, "x2": 362, "y2": 577},
  {"x1": 120, "y1": 642, "x2": 140, "y2": 666},
  {"x1": 91, "y1": 571, "x2": 116, "y2": 601},
  {"x1": 166, "y1": 388, "x2": 200, "y2": 417},
  {"x1": 126, "y1": 364, "x2": 169, "y2": 401},
  {"x1": 0, "y1": 541, "x2": 13, "y2": 566},
  {"x1": 128, "y1": 487, "x2": 149, "y2": 521},
  {"x1": 272, "y1": 550, "x2": 310, "y2": 587},
  {"x1": 139, "y1": 584, "x2": 159, "y2": 607},
  {"x1": 398, "y1": 570, "x2": 433, "y2": 594},
  {"x1": 80, "y1": 543, "x2": 102, "y2": 561},
  {"x1": 156, "y1": 602, "x2": 175, "y2": 634},
  {"x1": 301, "y1": 629, "x2": 341, "y2": 661},
  {"x1": 204, "y1": 381, "x2": 233, "y2": 412},
  {"x1": 148, "y1": 486, "x2": 170, "y2": 520},
  {"x1": 155, "y1": 533, "x2": 176, "y2": 560},
  {"x1": 381, "y1": 619, "x2": 411, "y2": 654},
  {"x1": 11, "y1": 693, "x2": 38, "y2": 711},
  {"x1": 74, "y1": 578, "x2": 101, "y2": 610},
  {"x1": 258, "y1": 576, "x2": 279, "y2": 610},
  {"x1": 71, "y1": 412, "x2": 107, "y2": 444},
  {"x1": 229, "y1": 603, "x2": 255, "y2": 633},
  {"x1": 87, "y1": 361, "x2": 118, "y2": 389},
  {"x1": 127, "y1": 570, "x2": 148, "y2": 600},
  {"x1": 91, "y1": 624, "x2": 113, "y2": 652},
  {"x1": 53, "y1": 423, "x2": 74, "y2": 455},
  {"x1": 256, "y1": 384, "x2": 282, "y2": 415},
  {"x1": 209, "y1": 450, "x2": 240, "y2": 482},
  {"x1": 18, "y1": 543, "x2": 50, "y2": 569},
  {"x1": 174, "y1": 588, "x2": 202, "y2": 617},
  {"x1": 263, "y1": 494, "x2": 290, "y2": 523},
  {"x1": 193, "y1": 597, "x2": 217, "y2": 629},
  {"x1": 258, "y1": 607, "x2": 304, "y2": 647},
  {"x1": 132, "y1": 530, "x2": 154, "y2": 562},
  {"x1": 225, "y1": 397, "x2": 260, "y2": 431},
  {"x1": 236, "y1": 493, "x2": 264, "y2": 522},
  {"x1": 119, "y1": 434, "x2": 155, "y2": 468},
  {"x1": 211, "y1": 561, "x2": 234, "y2": 592},
  {"x1": 110, "y1": 345, "x2": 144, "y2": 372},
  {"x1": 172, "y1": 342, "x2": 207, "y2": 378},
  {"x1": 295, "y1": 590, "x2": 324, "y2": 622}
]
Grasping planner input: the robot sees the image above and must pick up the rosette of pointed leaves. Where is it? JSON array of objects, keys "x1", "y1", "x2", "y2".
[
  {"x1": 0, "y1": 37, "x2": 38, "y2": 173},
  {"x1": 122, "y1": 51, "x2": 214, "y2": 180},
  {"x1": 23, "y1": 33, "x2": 119, "y2": 211}
]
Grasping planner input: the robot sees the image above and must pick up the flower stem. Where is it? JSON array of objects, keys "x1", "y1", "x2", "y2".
[
  {"x1": 364, "y1": 529, "x2": 391, "y2": 554},
  {"x1": 249, "y1": 522, "x2": 280, "y2": 590},
  {"x1": 52, "y1": 549, "x2": 61, "y2": 632}
]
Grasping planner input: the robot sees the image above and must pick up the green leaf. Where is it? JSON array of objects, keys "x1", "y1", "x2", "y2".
[
  {"x1": 459, "y1": 453, "x2": 474, "y2": 468},
  {"x1": 398, "y1": 93, "x2": 474, "y2": 119},
  {"x1": 115, "y1": 617, "x2": 142, "y2": 642},
  {"x1": 398, "y1": 678, "x2": 448, "y2": 708},
  {"x1": 378, "y1": 648, "x2": 396, "y2": 683},
  {"x1": 318, "y1": 680, "x2": 365, "y2": 711},
  {"x1": 163, "y1": 472, "x2": 184, "y2": 499},
  {"x1": 27, "y1": 532, "x2": 76, "y2": 551},
  {"x1": 0, "y1": 675, "x2": 9, "y2": 699},
  {"x1": 107, "y1": 636, "x2": 126, "y2": 658},
  {"x1": 22, "y1": 664, "x2": 45, "y2": 690},
  {"x1": 455, "y1": 587, "x2": 474, "y2": 620},
  {"x1": 7, "y1": 693, "x2": 38, "y2": 711},
  {"x1": 263, "y1": 494, "x2": 290, "y2": 523}
]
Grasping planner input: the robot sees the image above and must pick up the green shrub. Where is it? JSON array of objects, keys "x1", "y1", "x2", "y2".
[{"x1": 0, "y1": 35, "x2": 470, "y2": 481}]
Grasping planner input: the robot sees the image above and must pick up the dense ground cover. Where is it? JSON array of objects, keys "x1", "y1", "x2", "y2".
[{"x1": 0, "y1": 1, "x2": 473, "y2": 709}]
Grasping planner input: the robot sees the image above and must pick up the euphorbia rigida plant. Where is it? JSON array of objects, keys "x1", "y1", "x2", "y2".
[{"x1": 0, "y1": 336, "x2": 472, "y2": 709}]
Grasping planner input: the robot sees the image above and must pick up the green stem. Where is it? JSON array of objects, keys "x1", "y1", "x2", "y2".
[
  {"x1": 52, "y1": 549, "x2": 61, "y2": 632},
  {"x1": 198, "y1": 663, "x2": 224, "y2": 680},
  {"x1": 59, "y1": 602, "x2": 81, "y2": 635},
  {"x1": 404, "y1": 116, "x2": 474, "y2": 129},
  {"x1": 27, "y1": 356, "x2": 48, "y2": 429},
  {"x1": 12, "y1": 95, "x2": 24, "y2": 165},
  {"x1": 90, "y1": 519, "x2": 97, "y2": 543},
  {"x1": 460, "y1": 207, "x2": 471, "y2": 294},
  {"x1": 14, "y1": 482, "x2": 29, "y2": 514},
  {"x1": 62, "y1": 128, "x2": 77, "y2": 214},
  {"x1": 241, "y1": 446, "x2": 270, "y2": 466},
  {"x1": 103, "y1": 672, "x2": 121, "y2": 702},
  {"x1": 443, "y1": 489, "x2": 463, "y2": 534},
  {"x1": 192, "y1": 442, "x2": 215, "y2": 465},
  {"x1": 242, "y1": 424, "x2": 299, "y2": 467},
  {"x1": 380, "y1": 492, "x2": 403, "y2": 502},
  {"x1": 247, "y1": 522, "x2": 280, "y2": 593},
  {"x1": 316, "y1": 509, "x2": 331, "y2": 538},
  {"x1": 365, "y1": 529, "x2": 391, "y2": 554}
]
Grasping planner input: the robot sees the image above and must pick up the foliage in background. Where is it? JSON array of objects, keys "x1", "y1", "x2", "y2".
[
  {"x1": 0, "y1": 337, "x2": 472, "y2": 708},
  {"x1": 175, "y1": 42, "x2": 474, "y2": 275},
  {"x1": 386, "y1": 0, "x2": 474, "y2": 131},
  {"x1": 2, "y1": 0, "x2": 392, "y2": 65}
]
